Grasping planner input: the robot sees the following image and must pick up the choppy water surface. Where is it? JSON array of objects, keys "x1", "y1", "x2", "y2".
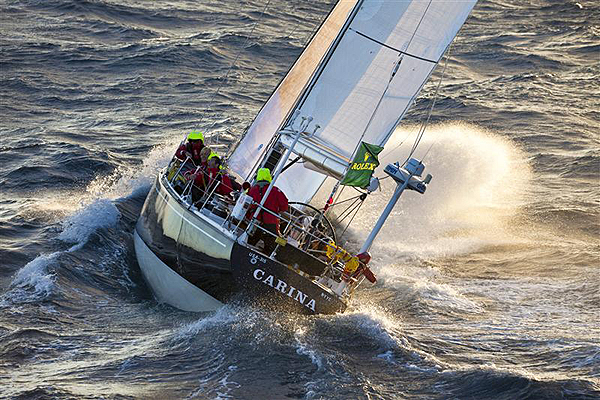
[{"x1": 1, "y1": 0, "x2": 599, "y2": 399}]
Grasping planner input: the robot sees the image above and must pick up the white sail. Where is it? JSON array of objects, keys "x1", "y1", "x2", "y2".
[
  {"x1": 297, "y1": 0, "x2": 477, "y2": 158},
  {"x1": 229, "y1": 0, "x2": 477, "y2": 204},
  {"x1": 227, "y1": 1, "x2": 358, "y2": 182}
]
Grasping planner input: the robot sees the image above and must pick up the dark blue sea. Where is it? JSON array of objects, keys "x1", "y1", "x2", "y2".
[{"x1": 1, "y1": 0, "x2": 599, "y2": 398}]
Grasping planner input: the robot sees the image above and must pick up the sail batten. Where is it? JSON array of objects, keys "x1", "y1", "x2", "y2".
[{"x1": 350, "y1": 28, "x2": 437, "y2": 64}]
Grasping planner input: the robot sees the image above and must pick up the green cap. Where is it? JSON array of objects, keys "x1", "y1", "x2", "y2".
[
  {"x1": 187, "y1": 131, "x2": 204, "y2": 141},
  {"x1": 207, "y1": 151, "x2": 219, "y2": 161},
  {"x1": 256, "y1": 167, "x2": 272, "y2": 183}
]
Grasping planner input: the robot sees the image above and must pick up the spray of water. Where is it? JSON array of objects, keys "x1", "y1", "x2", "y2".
[
  {"x1": 86, "y1": 140, "x2": 180, "y2": 201},
  {"x1": 325, "y1": 122, "x2": 532, "y2": 314},
  {"x1": 5, "y1": 137, "x2": 182, "y2": 303},
  {"x1": 339, "y1": 122, "x2": 531, "y2": 261}
]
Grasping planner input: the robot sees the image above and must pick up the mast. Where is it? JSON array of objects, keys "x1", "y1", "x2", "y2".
[{"x1": 359, "y1": 159, "x2": 431, "y2": 253}]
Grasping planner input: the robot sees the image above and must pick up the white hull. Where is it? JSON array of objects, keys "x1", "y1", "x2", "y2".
[{"x1": 133, "y1": 229, "x2": 223, "y2": 312}]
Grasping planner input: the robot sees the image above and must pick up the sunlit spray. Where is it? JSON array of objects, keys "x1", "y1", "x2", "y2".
[{"x1": 319, "y1": 121, "x2": 532, "y2": 303}]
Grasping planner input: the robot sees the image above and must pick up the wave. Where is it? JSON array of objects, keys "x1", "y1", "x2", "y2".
[
  {"x1": 294, "y1": 326, "x2": 324, "y2": 371},
  {"x1": 171, "y1": 305, "x2": 239, "y2": 343},
  {"x1": 375, "y1": 266, "x2": 484, "y2": 315},
  {"x1": 58, "y1": 199, "x2": 120, "y2": 243},
  {"x1": 1, "y1": 252, "x2": 58, "y2": 305},
  {"x1": 2, "y1": 386, "x2": 77, "y2": 400},
  {"x1": 1, "y1": 135, "x2": 177, "y2": 306},
  {"x1": 437, "y1": 365, "x2": 600, "y2": 399},
  {"x1": 1, "y1": 200, "x2": 119, "y2": 306}
]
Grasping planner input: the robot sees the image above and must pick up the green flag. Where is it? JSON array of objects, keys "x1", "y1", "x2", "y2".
[{"x1": 340, "y1": 142, "x2": 384, "y2": 188}]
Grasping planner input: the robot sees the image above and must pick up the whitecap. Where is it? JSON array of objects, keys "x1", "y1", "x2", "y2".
[
  {"x1": 1, "y1": 252, "x2": 58, "y2": 305},
  {"x1": 58, "y1": 198, "x2": 120, "y2": 244},
  {"x1": 4, "y1": 197, "x2": 121, "y2": 305},
  {"x1": 294, "y1": 327, "x2": 324, "y2": 370},
  {"x1": 172, "y1": 306, "x2": 238, "y2": 342}
]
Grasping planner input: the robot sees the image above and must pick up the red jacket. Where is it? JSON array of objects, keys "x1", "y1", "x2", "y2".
[
  {"x1": 207, "y1": 168, "x2": 234, "y2": 196},
  {"x1": 191, "y1": 170, "x2": 205, "y2": 188},
  {"x1": 175, "y1": 141, "x2": 204, "y2": 165},
  {"x1": 247, "y1": 181, "x2": 288, "y2": 225}
]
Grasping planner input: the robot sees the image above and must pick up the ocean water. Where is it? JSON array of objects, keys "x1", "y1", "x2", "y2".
[{"x1": 1, "y1": 0, "x2": 599, "y2": 399}]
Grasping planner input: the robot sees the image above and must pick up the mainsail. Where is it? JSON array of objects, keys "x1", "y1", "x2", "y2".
[{"x1": 229, "y1": 0, "x2": 477, "y2": 203}]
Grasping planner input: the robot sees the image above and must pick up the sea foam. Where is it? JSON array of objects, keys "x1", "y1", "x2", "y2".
[
  {"x1": 4, "y1": 135, "x2": 182, "y2": 305},
  {"x1": 327, "y1": 123, "x2": 531, "y2": 312},
  {"x1": 59, "y1": 199, "x2": 120, "y2": 243},
  {"x1": 1, "y1": 252, "x2": 59, "y2": 305}
]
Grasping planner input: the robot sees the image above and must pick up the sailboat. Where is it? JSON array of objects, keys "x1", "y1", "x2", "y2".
[{"x1": 134, "y1": 0, "x2": 478, "y2": 315}]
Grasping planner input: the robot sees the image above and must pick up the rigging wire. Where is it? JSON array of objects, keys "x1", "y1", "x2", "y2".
[
  {"x1": 405, "y1": 40, "x2": 454, "y2": 165},
  {"x1": 339, "y1": 198, "x2": 365, "y2": 238},
  {"x1": 378, "y1": 127, "x2": 416, "y2": 164},
  {"x1": 324, "y1": 0, "x2": 434, "y2": 206},
  {"x1": 370, "y1": 43, "x2": 450, "y2": 183},
  {"x1": 419, "y1": 44, "x2": 455, "y2": 164},
  {"x1": 363, "y1": 0, "x2": 432, "y2": 169},
  {"x1": 404, "y1": 0, "x2": 433, "y2": 57},
  {"x1": 337, "y1": 197, "x2": 362, "y2": 222},
  {"x1": 323, "y1": 188, "x2": 368, "y2": 238},
  {"x1": 206, "y1": 0, "x2": 334, "y2": 147},
  {"x1": 193, "y1": 0, "x2": 273, "y2": 142},
  {"x1": 328, "y1": 193, "x2": 365, "y2": 211},
  {"x1": 369, "y1": 22, "x2": 457, "y2": 202}
]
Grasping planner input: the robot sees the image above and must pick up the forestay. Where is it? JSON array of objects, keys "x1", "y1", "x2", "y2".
[{"x1": 228, "y1": 0, "x2": 477, "y2": 204}]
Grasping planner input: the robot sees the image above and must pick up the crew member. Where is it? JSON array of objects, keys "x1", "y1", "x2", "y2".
[
  {"x1": 247, "y1": 168, "x2": 289, "y2": 255},
  {"x1": 175, "y1": 131, "x2": 205, "y2": 165},
  {"x1": 331, "y1": 250, "x2": 376, "y2": 295},
  {"x1": 206, "y1": 152, "x2": 235, "y2": 197},
  {"x1": 199, "y1": 147, "x2": 211, "y2": 171},
  {"x1": 346, "y1": 252, "x2": 376, "y2": 284}
]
